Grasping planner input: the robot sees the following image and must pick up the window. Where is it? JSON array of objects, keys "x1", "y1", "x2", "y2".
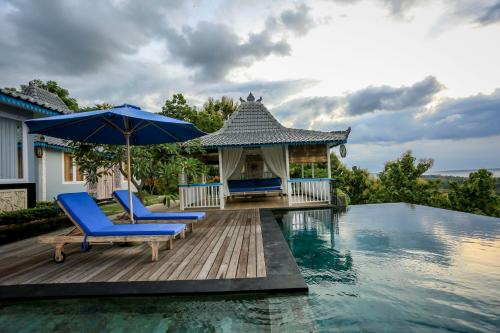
[{"x1": 63, "y1": 152, "x2": 84, "y2": 182}]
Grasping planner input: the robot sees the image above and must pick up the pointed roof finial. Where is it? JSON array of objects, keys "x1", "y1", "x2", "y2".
[{"x1": 247, "y1": 92, "x2": 255, "y2": 102}]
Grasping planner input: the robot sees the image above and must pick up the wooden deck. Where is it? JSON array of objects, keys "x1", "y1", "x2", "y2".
[{"x1": 0, "y1": 209, "x2": 266, "y2": 286}]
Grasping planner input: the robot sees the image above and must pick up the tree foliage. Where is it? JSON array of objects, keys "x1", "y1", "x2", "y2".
[
  {"x1": 160, "y1": 93, "x2": 237, "y2": 133},
  {"x1": 448, "y1": 169, "x2": 500, "y2": 217}
]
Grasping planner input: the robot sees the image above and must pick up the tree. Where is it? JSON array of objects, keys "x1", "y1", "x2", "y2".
[
  {"x1": 370, "y1": 151, "x2": 444, "y2": 206},
  {"x1": 448, "y1": 169, "x2": 500, "y2": 217},
  {"x1": 79, "y1": 102, "x2": 113, "y2": 112},
  {"x1": 346, "y1": 167, "x2": 376, "y2": 204},
  {"x1": 72, "y1": 141, "x2": 206, "y2": 200},
  {"x1": 160, "y1": 93, "x2": 238, "y2": 133},
  {"x1": 20, "y1": 80, "x2": 79, "y2": 111}
]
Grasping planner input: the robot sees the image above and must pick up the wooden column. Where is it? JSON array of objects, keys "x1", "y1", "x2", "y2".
[
  {"x1": 218, "y1": 148, "x2": 225, "y2": 209},
  {"x1": 285, "y1": 145, "x2": 291, "y2": 206},
  {"x1": 326, "y1": 144, "x2": 332, "y2": 178}
]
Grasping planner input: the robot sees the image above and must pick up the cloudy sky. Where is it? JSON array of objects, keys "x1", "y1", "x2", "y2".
[{"x1": 1, "y1": 0, "x2": 499, "y2": 172}]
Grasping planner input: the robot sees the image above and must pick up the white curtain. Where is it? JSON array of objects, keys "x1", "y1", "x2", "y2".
[
  {"x1": 230, "y1": 150, "x2": 247, "y2": 180},
  {"x1": 222, "y1": 147, "x2": 244, "y2": 196},
  {"x1": 260, "y1": 146, "x2": 288, "y2": 193}
]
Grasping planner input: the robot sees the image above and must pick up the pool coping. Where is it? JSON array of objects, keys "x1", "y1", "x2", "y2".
[{"x1": 0, "y1": 209, "x2": 308, "y2": 300}]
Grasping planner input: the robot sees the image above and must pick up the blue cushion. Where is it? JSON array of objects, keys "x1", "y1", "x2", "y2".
[
  {"x1": 229, "y1": 187, "x2": 256, "y2": 193},
  {"x1": 257, "y1": 186, "x2": 281, "y2": 191},
  {"x1": 58, "y1": 192, "x2": 186, "y2": 237},
  {"x1": 114, "y1": 190, "x2": 205, "y2": 221},
  {"x1": 228, "y1": 179, "x2": 256, "y2": 189},
  {"x1": 255, "y1": 178, "x2": 281, "y2": 187},
  {"x1": 113, "y1": 190, "x2": 151, "y2": 218},
  {"x1": 92, "y1": 223, "x2": 185, "y2": 236},
  {"x1": 57, "y1": 192, "x2": 114, "y2": 235},
  {"x1": 139, "y1": 212, "x2": 205, "y2": 220}
]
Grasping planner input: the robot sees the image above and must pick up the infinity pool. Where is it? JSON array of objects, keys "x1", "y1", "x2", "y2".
[{"x1": 1, "y1": 203, "x2": 499, "y2": 332}]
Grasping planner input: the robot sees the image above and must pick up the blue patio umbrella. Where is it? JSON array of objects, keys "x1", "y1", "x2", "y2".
[{"x1": 25, "y1": 104, "x2": 205, "y2": 223}]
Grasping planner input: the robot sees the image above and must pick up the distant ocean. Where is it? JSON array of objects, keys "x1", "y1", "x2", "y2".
[{"x1": 425, "y1": 168, "x2": 500, "y2": 177}]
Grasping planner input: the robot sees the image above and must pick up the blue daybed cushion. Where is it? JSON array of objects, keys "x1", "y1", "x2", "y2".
[
  {"x1": 255, "y1": 178, "x2": 281, "y2": 187},
  {"x1": 228, "y1": 178, "x2": 282, "y2": 192},
  {"x1": 228, "y1": 179, "x2": 255, "y2": 189},
  {"x1": 113, "y1": 190, "x2": 205, "y2": 220},
  {"x1": 57, "y1": 192, "x2": 185, "y2": 236}
]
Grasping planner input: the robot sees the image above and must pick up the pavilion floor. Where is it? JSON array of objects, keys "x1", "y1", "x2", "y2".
[{"x1": 0, "y1": 208, "x2": 307, "y2": 299}]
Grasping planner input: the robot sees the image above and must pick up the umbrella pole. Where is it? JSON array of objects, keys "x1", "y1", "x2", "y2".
[{"x1": 125, "y1": 133, "x2": 134, "y2": 224}]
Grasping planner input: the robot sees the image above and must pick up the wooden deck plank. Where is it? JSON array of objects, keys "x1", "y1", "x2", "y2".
[
  {"x1": 225, "y1": 212, "x2": 247, "y2": 279},
  {"x1": 206, "y1": 211, "x2": 243, "y2": 279},
  {"x1": 165, "y1": 213, "x2": 231, "y2": 281},
  {"x1": 0, "y1": 209, "x2": 267, "y2": 287},
  {"x1": 192, "y1": 212, "x2": 241, "y2": 280},
  {"x1": 236, "y1": 215, "x2": 251, "y2": 278},
  {"x1": 176, "y1": 211, "x2": 237, "y2": 280},
  {"x1": 255, "y1": 210, "x2": 266, "y2": 278},
  {"x1": 215, "y1": 211, "x2": 245, "y2": 279},
  {"x1": 246, "y1": 210, "x2": 257, "y2": 278}
]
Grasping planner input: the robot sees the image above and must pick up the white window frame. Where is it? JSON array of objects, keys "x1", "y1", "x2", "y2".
[
  {"x1": 0, "y1": 111, "x2": 28, "y2": 184},
  {"x1": 61, "y1": 152, "x2": 85, "y2": 184}
]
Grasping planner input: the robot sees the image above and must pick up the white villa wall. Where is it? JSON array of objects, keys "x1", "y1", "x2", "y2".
[{"x1": 43, "y1": 149, "x2": 85, "y2": 201}]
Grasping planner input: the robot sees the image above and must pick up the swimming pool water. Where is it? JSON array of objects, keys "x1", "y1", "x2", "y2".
[{"x1": 1, "y1": 203, "x2": 499, "y2": 332}]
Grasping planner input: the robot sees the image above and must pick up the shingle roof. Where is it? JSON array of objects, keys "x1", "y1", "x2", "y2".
[
  {"x1": 34, "y1": 135, "x2": 71, "y2": 150},
  {"x1": 23, "y1": 82, "x2": 71, "y2": 113},
  {"x1": 200, "y1": 93, "x2": 350, "y2": 148},
  {"x1": 0, "y1": 81, "x2": 71, "y2": 115}
]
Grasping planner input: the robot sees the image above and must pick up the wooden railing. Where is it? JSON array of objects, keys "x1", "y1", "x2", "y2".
[
  {"x1": 179, "y1": 182, "x2": 224, "y2": 210},
  {"x1": 288, "y1": 178, "x2": 334, "y2": 206}
]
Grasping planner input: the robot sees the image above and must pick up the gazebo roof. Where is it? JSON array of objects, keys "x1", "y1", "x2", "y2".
[{"x1": 200, "y1": 93, "x2": 350, "y2": 148}]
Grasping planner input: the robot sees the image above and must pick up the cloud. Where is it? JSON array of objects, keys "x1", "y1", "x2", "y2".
[
  {"x1": 164, "y1": 3, "x2": 316, "y2": 81},
  {"x1": 331, "y1": 89, "x2": 500, "y2": 144},
  {"x1": 345, "y1": 76, "x2": 444, "y2": 115},
  {"x1": 0, "y1": 0, "x2": 181, "y2": 76},
  {"x1": 279, "y1": 3, "x2": 316, "y2": 36},
  {"x1": 271, "y1": 78, "x2": 500, "y2": 144},
  {"x1": 272, "y1": 96, "x2": 341, "y2": 127},
  {"x1": 477, "y1": 2, "x2": 500, "y2": 24},
  {"x1": 198, "y1": 78, "x2": 319, "y2": 106}
]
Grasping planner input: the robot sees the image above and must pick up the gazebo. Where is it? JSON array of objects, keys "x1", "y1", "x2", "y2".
[{"x1": 179, "y1": 93, "x2": 350, "y2": 209}]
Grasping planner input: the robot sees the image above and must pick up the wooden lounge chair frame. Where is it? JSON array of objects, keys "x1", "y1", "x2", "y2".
[{"x1": 38, "y1": 201, "x2": 186, "y2": 263}]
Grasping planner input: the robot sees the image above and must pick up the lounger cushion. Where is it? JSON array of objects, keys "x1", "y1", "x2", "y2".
[
  {"x1": 92, "y1": 223, "x2": 185, "y2": 236},
  {"x1": 137, "y1": 212, "x2": 206, "y2": 220},
  {"x1": 57, "y1": 192, "x2": 114, "y2": 235},
  {"x1": 58, "y1": 192, "x2": 186, "y2": 237},
  {"x1": 113, "y1": 190, "x2": 205, "y2": 220},
  {"x1": 113, "y1": 190, "x2": 151, "y2": 218}
]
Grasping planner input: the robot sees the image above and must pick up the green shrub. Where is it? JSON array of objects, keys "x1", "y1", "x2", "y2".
[
  {"x1": 0, "y1": 215, "x2": 71, "y2": 245},
  {"x1": 0, "y1": 204, "x2": 62, "y2": 226}
]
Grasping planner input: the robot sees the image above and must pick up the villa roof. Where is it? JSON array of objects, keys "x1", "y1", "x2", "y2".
[
  {"x1": 200, "y1": 93, "x2": 350, "y2": 148},
  {"x1": 0, "y1": 81, "x2": 71, "y2": 115},
  {"x1": 34, "y1": 135, "x2": 72, "y2": 151}
]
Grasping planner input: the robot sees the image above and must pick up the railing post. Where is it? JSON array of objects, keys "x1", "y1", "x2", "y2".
[
  {"x1": 329, "y1": 179, "x2": 336, "y2": 206},
  {"x1": 179, "y1": 187, "x2": 185, "y2": 210},
  {"x1": 219, "y1": 184, "x2": 225, "y2": 209}
]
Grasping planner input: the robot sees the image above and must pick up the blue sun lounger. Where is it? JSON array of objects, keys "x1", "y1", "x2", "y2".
[
  {"x1": 38, "y1": 192, "x2": 186, "y2": 262},
  {"x1": 113, "y1": 190, "x2": 205, "y2": 232}
]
